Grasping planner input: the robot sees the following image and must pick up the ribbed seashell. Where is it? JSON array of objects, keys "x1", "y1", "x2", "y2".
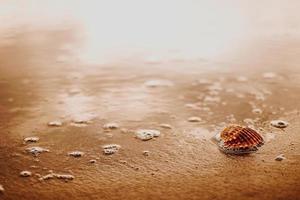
[{"x1": 217, "y1": 124, "x2": 264, "y2": 154}]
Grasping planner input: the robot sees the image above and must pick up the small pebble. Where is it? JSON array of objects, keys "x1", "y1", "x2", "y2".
[
  {"x1": 20, "y1": 171, "x2": 32, "y2": 177},
  {"x1": 143, "y1": 151, "x2": 150, "y2": 156},
  {"x1": 252, "y1": 108, "x2": 262, "y2": 114},
  {"x1": 89, "y1": 159, "x2": 97, "y2": 164},
  {"x1": 275, "y1": 154, "x2": 286, "y2": 161},
  {"x1": 103, "y1": 123, "x2": 119, "y2": 129},
  {"x1": 270, "y1": 120, "x2": 289, "y2": 128},
  {"x1": 48, "y1": 121, "x2": 63, "y2": 127},
  {"x1": 135, "y1": 129, "x2": 160, "y2": 141},
  {"x1": 24, "y1": 137, "x2": 39, "y2": 143},
  {"x1": 68, "y1": 151, "x2": 84, "y2": 157},
  {"x1": 102, "y1": 144, "x2": 121, "y2": 155},
  {"x1": 188, "y1": 117, "x2": 202, "y2": 122}
]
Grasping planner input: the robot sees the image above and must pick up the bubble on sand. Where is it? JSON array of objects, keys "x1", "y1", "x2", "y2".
[
  {"x1": 275, "y1": 154, "x2": 286, "y2": 161},
  {"x1": 237, "y1": 93, "x2": 247, "y2": 98},
  {"x1": 102, "y1": 144, "x2": 121, "y2": 155},
  {"x1": 72, "y1": 113, "x2": 96, "y2": 124},
  {"x1": 24, "y1": 137, "x2": 39, "y2": 143},
  {"x1": 226, "y1": 115, "x2": 236, "y2": 123},
  {"x1": 0, "y1": 184, "x2": 4, "y2": 193},
  {"x1": 236, "y1": 76, "x2": 248, "y2": 82},
  {"x1": 26, "y1": 147, "x2": 49, "y2": 156},
  {"x1": 68, "y1": 88, "x2": 81, "y2": 95},
  {"x1": 207, "y1": 82, "x2": 222, "y2": 91},
  {"x1": 39, "y1": 173, "x2": 74, "y2": 181},
  {"x1": 20, "y1": 171, "x2": 32, "y2": 177},
  {"x1": 55, "y1": 174, "x2": 75, "y2": 181},
  {"x1": 263, "y1": 72, "x2": 277, "y2": 79},
  {"x1": 48, "y1": 121, "x2": 63, "y2": 127},
  {"x1": 270, "y1": 120, "x2": 289, "y2": 128},
  {"x1": 203, "y1": 96, "x2": 220, "y2": 103},
  {"x1": 70, "y1": 123, "x2": 88, "y2": 127},
  {"x1": 39, "y1": 173, "x2": 55, "y2": 181},
  {"x1": 188, "y1": 117, "x2": 202, "y2": 122},
  {"x1": 68, "y1": 151, "x2": 84, "y2": 157},
  {"x1": 265, "y1": 132, "x2": 276, "y2": 142},
  {"x1": 252, "y1": 108, "x2": 263, "y2": 114},
  {"x1": 213, "y1": 133, "x2": 221, "y2": 142},
  {"x1": 135, "y1": 129, "x2": 160, "y2": 141},
  {"x1": 143, "y1": 151, "x2": 150, "y2": 156},
  {"x1": 144, "y1": 79, "x2": 174, "y2": 87},
  {"x1": 160, "y1": 124, "x2": 172, "y2": 129},
  {"x1": 103, "y1": 123, "x2": 119, "y2": 129}
]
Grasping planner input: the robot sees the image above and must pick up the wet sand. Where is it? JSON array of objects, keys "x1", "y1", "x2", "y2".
[{"x1": 1, "y1": 2, "x2": 300, "y2": 200}]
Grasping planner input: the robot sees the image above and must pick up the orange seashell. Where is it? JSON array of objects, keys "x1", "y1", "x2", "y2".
[{"x1": 218, "y1": 124, "x2": 264, "y2": 154}]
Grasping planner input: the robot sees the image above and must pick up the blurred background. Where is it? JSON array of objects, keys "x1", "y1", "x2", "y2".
[{"x1": 1, "y1": 0, "x2": 299, "y2": 69}]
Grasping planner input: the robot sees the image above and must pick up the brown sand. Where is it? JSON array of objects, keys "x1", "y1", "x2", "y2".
[{"x1": 0, "y1": 1, "x2": 300, "y2": 200}]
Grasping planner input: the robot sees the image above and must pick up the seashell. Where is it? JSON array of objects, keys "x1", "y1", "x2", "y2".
[{"x1": 217, "y1": 124, "x2": 264, "y2": 154}]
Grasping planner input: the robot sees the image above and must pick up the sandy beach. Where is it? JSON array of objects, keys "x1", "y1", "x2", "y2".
[{"x1": 0, "y1": 1, "x2": 300, "y2": 200}]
